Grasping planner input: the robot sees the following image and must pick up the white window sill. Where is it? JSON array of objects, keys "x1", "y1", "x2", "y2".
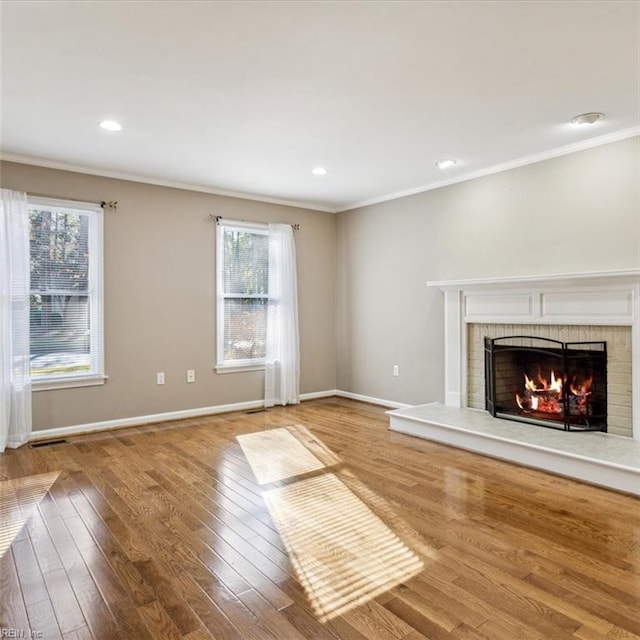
[
  {"x1": 32, "y1": 374, "x2": 108, "y2": 392},
  {"x1": 215, "y1": 363, "x2": 265, "y2": 374}
]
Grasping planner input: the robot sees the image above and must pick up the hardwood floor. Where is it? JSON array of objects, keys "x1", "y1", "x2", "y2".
[{"x1": 1, "y1": 398, "x2": 639, "y2": 639}]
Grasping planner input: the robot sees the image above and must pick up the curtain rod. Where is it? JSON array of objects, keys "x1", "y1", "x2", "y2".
[
  {"x1": 28, "y1": 192, "x2": 118, "y2": 211},
  {"x1": 209, "y1": 214, "x2": 300, "y2": 231}
]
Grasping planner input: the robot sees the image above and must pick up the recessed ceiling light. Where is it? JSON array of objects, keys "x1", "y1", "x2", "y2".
[
  {"x1": 436, "y1": 159, "x2": 458, "y2": 169},
  {"x1": 311, "y1": 167, "x2": 328, "y2": 176},
  {"x1": 99, "y1": 120, "x2": 122, "y2": 131},
  {"x1": 571, "y1": 112, "x2": 604, "y2": 126}
]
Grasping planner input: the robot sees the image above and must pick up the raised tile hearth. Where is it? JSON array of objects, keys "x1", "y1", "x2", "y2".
[
  {"x1": 387, "y1": 270, "x2": 640, "y2": 496},
  {"x1": 388, "y1": 403, "x2": 640, "y2": 496}
]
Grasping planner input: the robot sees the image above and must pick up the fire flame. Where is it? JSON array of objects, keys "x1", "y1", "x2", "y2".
[
  {"x1": 516, "y1": 370, "x2": 563, "y2": 414},
  {"x1": 524, "y1": 371, "x2": 562, "y2": 394},
  {"x1": 516, "y1": 392, "x2": 538, "y2": 411},
  {"x1": 515, "y1": 370, "x2": 594, "y2": 417},
  {"x1": 570, "y1": 375, "x2": 593, "y2": 397}
]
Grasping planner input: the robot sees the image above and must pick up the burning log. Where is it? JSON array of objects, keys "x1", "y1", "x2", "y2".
[
  {"x1": 568, "y1": 375, "x2": 593, "y2": 416},
  {"x1": 515, "y1": 370, "x2": 594, "y2": 418},
  {"x1": 516, "y1": 371, "x2": 564, "y2": 414},
  {"x1": 569, "y1": 394, "x2": 592, "y2": 416}
]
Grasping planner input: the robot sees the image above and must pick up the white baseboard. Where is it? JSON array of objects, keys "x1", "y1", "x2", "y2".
[
  {"x1": 28, "y1": 388, "x2": 406, "y2": 442},
  {"x1": 30, "y1": 399, "x2": 262, "y2": 441},
  {"x1": 300, "y1": 389, "x2": 338, "y2": 401},
  {"x1": 335, "y1": 390, "x2": 412, "y2": 410}
]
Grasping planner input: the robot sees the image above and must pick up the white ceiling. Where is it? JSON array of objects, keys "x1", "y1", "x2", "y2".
[{"x1": 1, "y1": 1, "x2": 639, "y2": 213}]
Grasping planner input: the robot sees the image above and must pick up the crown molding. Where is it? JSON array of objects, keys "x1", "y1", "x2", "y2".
[
  {"x1": 0, "y1": 152, "x2": 337, "y2": 214},
  {"x1": 3, "y1": 126, "x2": 638, "y2": 215},
  {"x1": 339, "y1": 127, "x2": 640, "y2": 212}
]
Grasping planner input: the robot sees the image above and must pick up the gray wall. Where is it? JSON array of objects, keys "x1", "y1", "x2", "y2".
[
  {"x1": 336, "y1": 137, "x2": 640, "y2": 405},
  {"x1": 2, "y1": 137, "x2": 638, "y2": 429},
  {"x1": 1, "y1": 161, "x2": 337, "y2": 431}
]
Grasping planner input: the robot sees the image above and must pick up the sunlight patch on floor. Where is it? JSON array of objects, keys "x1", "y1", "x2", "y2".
[
  {"x1": 264, "y1": 472, "x2": 424, "y2": 621},
  {"x1": 237, "y1": 425, "x2": 424, "y2": 621},
  {"x1": 237, "y1": 425, "x2": 340, "y2": 484},
  {"x1": 0, "y1": 471, "x2": 60, "y2": 559}
]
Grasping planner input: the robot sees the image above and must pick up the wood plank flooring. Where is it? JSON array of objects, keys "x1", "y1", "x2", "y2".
[{"x1": 1, "y1": 398, "x2": 639, "y2": 639}]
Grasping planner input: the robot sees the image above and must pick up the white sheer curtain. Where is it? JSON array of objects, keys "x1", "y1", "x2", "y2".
[
  {"x1": 264, "y1": 223, "x2": 300, "y2": 407},
  {"x1": 0, "y1": 189, "x2": 32, "y2": 451}
]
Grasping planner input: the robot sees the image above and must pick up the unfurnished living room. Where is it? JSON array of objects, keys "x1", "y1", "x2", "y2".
[{"x1": 1, "y1": 1, "x2": 639, "y2": 639}]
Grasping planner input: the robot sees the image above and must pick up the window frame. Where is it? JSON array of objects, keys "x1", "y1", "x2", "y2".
[
  {"x1": 27, "y1": 196, "x2": 106, "y2": 391},
  {"x1": 215, "y1": 219, "x2": 269, "y2": 373}
]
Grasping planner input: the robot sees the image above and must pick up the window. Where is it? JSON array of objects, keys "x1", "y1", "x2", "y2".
[
  {"x1": 27, "y1": 197, "x2": 104, "y2": 389},
  {"x1": 216, "y1": 220, "x2": 269, "y2": 370}
]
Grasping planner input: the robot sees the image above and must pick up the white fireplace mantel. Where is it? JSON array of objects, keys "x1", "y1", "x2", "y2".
[{"x1": 428, "y1": 269, "x2": 640, "y2": 439}]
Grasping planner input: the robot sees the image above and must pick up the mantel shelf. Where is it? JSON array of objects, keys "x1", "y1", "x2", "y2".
[{"x1": 427, "y1": 268, "x2": 640, "y2": 292}]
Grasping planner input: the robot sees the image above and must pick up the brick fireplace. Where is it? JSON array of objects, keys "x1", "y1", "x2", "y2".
[
  {"x1": 388, "y1": 269, "x2": 640, "y2": 495},
  {"x1": 468, "y1": 324, "x2": 632, "y2": 436},
  {"x1": 436, "y1": 270, "x2": 639, "y2": 439}
]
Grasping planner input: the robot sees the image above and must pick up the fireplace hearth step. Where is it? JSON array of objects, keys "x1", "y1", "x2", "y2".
[{"x1": 387, "y1": 403, "x2": 639, "y2": 496}]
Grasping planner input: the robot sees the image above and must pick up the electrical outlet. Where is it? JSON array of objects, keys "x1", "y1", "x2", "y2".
[
  {"x1": 157, "y1": 372, "x2": 165, "y2": 385},
  {"x1": 393, "y1": 365, "x2": 399, "y2": 377},
  {"x1": 186, "y1": 369, "x2": 195, "y2": 383}
]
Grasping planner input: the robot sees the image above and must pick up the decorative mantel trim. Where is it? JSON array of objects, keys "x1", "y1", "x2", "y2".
[
  {"x1": 428, "y1": 269, "x2": 640, "y2": 439},
  {"x1": 427, "y1": 268, "x2": 640, "y2": 291}
]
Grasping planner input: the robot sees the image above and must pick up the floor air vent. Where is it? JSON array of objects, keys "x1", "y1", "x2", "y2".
[{"x1": 29, "y1": 438, "x2": 69, "y2": 449}]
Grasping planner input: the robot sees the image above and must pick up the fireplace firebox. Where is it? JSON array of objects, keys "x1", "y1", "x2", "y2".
[{"x1": 484, "y1": 336, "x2": 607, "y2": 432}]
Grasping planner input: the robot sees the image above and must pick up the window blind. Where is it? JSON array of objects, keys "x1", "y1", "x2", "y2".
[
  {"x1": 27, "y1": 197, "x2": 104, "y2": 382},
  {"x1": 217, "y1": 223, "x2": 269, "y2": 365}
]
